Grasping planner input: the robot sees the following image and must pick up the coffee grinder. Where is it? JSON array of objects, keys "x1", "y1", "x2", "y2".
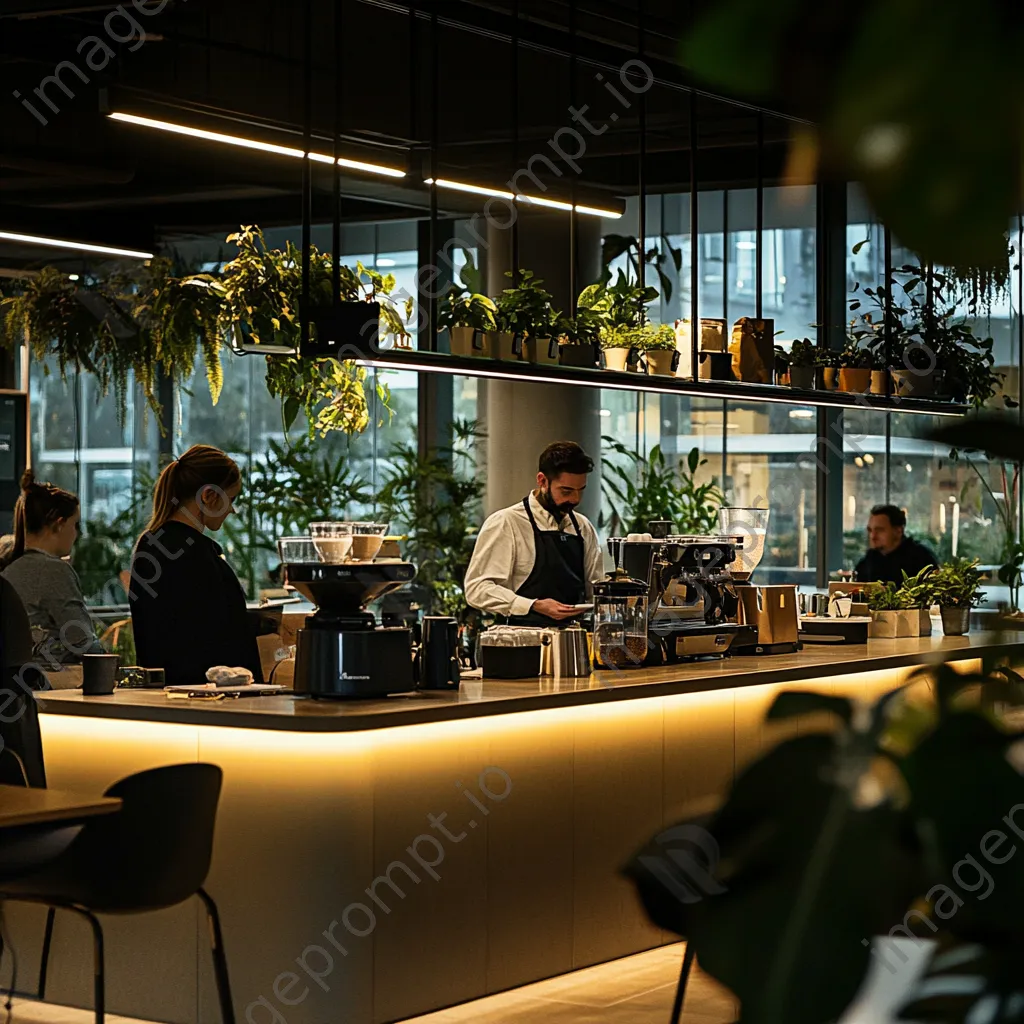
[
  {"x1": 287, "y1": 561, "x2": 418, "y2": 698},
  {"x1": 718, "y1": 507, "x2": 799, "y2": 655}
]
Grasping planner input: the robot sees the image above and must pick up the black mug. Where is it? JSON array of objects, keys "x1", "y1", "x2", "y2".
[
  {"x1": 417, "y1": 617, "x2": 461, "y2": 691},
  {"x1": 82, "y1": 654, "x2": 119, "y2": 696}
]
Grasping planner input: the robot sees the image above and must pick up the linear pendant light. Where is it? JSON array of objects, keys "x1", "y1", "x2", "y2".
[
  {"x1": 108, "y1": 112, "x2": 408, "y2": 179},
  {"x1": 0, "y1": 230, "x2": 153, "y2": 260},
  {"x1": 425, "y1": 177, "x2": 622, "y2": 219}
]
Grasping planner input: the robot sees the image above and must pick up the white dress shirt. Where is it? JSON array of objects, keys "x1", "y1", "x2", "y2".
[{"x1": 464, "y1": 492, "x2": 606, "y2": 618}]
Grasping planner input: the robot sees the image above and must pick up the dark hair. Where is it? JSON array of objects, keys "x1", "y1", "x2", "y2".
[
  {"x1": 2, "y1": 470, "x2": 80, "y2": 567},
  {"x1": 870, "y1": 504, "x2": 907, "y2": 529},
  {"x1": 146, "y1": 444, "x2": 241, "y2": 533},
  {"x1": 539, "y1": 441, "x2": 594, "y2": 479}
]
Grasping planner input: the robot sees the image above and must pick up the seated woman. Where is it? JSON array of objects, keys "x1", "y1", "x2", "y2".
[
  {"x1": 0, "y1": 471, "x2": 103, "y2": 666},
  {"x1": 130, "y1": 444, "x2": 263, "y2": 686}
]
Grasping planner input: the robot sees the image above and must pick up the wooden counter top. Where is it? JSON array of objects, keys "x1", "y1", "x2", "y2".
[{"x1": 34, "y1": 632, "x2": 1024, "y2": 733}]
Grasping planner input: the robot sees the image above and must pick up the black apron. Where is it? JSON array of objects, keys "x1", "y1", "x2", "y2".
[{"x1": 506, "y1": 496, "x2": 586, "y2": 627}]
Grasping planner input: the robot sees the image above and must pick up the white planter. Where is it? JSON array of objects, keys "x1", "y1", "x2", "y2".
[
  {"x1": 525, "y1": 335, "x2": 559, "y2": 365},
  {"x1": 487, "y1": 331, "x2": 522, "y2": 361},
  {"x1": 449, "y1": 326, "x2": 489, "y2": 357},
  {"x1": 869, "y1": 609, "x2": 932, "y2": 638},
  {"x1": 644, "y1": 350, "x2": 678, "y2": 376},
  {"x1": 603, "y1": 347, "x2": 632, "y2": 372}
]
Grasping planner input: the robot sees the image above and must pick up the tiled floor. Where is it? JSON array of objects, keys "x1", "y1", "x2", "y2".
[{"x1": 402, "y1": 943, "x2": 737, "y2": 1024}]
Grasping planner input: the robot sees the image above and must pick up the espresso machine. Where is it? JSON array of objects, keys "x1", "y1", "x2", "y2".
[
  {"x1": 607, "y1": 531, "x2": 742, "y2": 663},
  {"x1": 287, "y1": 560, "x2": 418, "y2": 698}
]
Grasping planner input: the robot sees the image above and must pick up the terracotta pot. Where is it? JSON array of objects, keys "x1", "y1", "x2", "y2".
[
  {"x1": 819, "y1": 366, "x2": 839, "y2": 390},
  {"x1": 525, "y1": 335, "x2": 559, "y2": 365},
  {"x1": 838, "y1": 367, "x2": 872, "y2": 393},
  {"x1": 487, "y1": 331, "x2": 522, "y2": 361},
  {"x1": 559, "y1": 344, "x2": 598, "y2": 368},
  {"x1": 789, "y1": 365, "x2": 815, "y2": 390},
  {"x1": 644, "y1": 349, "x2": 678, "y2": 376},
  {"x1": 891, "y1": 368, "x2": 938, "y2": 398},
  {"x1": 449, "y1": 326, "x2": 489, "y2": 358},
  {"x1": 870, "y1": 369, "x2": 889, "y2": 395},
  {"x1": 940, "y1": 606, "x2": 971, "y2": 636},
  {"x1": 603, "y1": 347, "x2": 632, "y2": 372}
]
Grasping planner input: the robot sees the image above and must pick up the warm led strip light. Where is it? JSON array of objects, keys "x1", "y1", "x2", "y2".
[
  {"x1": 108, "y1": 112, "x2": 408, "y2": 179},
  {"x1": 355, "y1": 355, "x2": 966, "y2": 415},
  {"x1": 425, "y1": 178, "x2": 622, "y2": 219},
  {"x1": 0, "y1": 230, "x2": 153, "y2": 260}
]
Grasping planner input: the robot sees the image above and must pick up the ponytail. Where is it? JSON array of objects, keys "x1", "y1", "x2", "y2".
[
  {"x1": 145, "y1": 445, "x2": 241, "y2": 533},
  {"x1": 3, "y1": 469, "x2": 79, "y2": 567}
]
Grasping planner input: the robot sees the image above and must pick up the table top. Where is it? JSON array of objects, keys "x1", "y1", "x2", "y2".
[
  {"x1": 0, "y1": 785, "x2": 122, "y2": 828},
  {"x1": 34, "y1": 632, "x2": 1024, "y2": 734}
]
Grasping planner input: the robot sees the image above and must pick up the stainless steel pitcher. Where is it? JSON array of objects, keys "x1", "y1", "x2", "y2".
[{"x1": 540, "y1": 626, "x2": 591, "y2": 678}]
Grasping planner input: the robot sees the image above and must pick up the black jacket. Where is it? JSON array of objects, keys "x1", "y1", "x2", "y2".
[
  {"x1": 854, "y1": 536, "x2": 938, "y2": 586},
  {"x1": 129, "y1": 521, "x2": 263, "y2": 686}
]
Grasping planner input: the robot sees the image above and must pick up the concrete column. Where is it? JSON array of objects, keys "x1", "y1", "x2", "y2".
[{"x1": 481, "y1": 212, "x2": 605, "y2": 520}]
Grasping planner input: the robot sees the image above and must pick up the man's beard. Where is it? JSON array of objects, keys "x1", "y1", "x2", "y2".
[{"x1": 539, "y1": 488, "x2": 576, "y2": 518}]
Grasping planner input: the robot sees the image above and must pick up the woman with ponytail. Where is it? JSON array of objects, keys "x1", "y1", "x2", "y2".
[
  {"x1": 0, "y1": 470, "x2": 103, "y2": 664},
  {"x1": 130, "y1": 444, "x2": 263, "y2": 686}
]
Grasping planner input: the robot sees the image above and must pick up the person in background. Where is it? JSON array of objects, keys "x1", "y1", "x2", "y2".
[
  {"x1": 0, "y1": 471, "x2": 103, "y2": 665},
  {"x1": 130, "y1": 444, "x2": 263, "y2": 686},
  {"x1": 854, "y1": 504, "x2": 938, "y2": 585},
  {"x1": 465, "y1": 440, "x2": 604, "y2": 626}
]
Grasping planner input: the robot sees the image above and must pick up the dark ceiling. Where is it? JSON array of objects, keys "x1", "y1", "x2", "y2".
[{"x1": 0, "y1": 0, "x2": 798, "y2": 269}]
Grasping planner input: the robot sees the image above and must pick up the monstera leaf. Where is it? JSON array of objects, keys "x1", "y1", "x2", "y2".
[{"x1": 626, "y1": 731, "x2": 919, "y2": 1024}]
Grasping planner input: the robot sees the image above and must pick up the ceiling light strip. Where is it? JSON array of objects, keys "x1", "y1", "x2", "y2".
[
  {"x1": 108, "y1": 112, "x2": 407, "y2": 179},
  {"x1": 0, "y1": 230, "x2": 153, "y2": 260},
  {"x1": 426, "y1": 177, "x2": 622, "y2": 219}
]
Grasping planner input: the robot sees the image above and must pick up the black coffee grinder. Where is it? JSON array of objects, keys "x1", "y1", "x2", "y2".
[{"x1": 288, "y1": 561, "x2": 418, "y2": 698}]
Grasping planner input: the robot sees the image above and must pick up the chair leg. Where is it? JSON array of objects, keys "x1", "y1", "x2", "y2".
[
  {"x1": 669, "y1": 941, "x2": 697, "y2": 1024},
  {"x1": 197, "y1": 888, "x2": 235, "y2": 1024},
  {"x1": 65, "y1": 906, "x2": 104, "y2": 1024},
  {"x1": 38, "y1": 906, "x2": 56, "y2": 1000}
]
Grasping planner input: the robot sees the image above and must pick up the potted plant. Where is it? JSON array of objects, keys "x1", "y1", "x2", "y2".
[
  {"x1": 927, "y1": 557, "x2": 985, "y2": 635},
  {"x1": 559, "y1": 306, "x2": 602, "y2": 368},
  {"x1": 814, "y1": 347, "x2": 840, "y2": 390},
  {"x1": 626, "y1": 663, "x2": 1024, "y2": 1024},
  {"x1": 437, "y1": 290, "x2": 497, "y2": 358},
  {"x1": 494, "y1": 270, "x2": 557, "y2": 363},
  {"x1": 636, "y1": 322, "x2": 679, "y2": 376},
  {"x1": 600, "y1": 323, "x2": 639, "y2": 372},
  {"x1": 867, "y1": 565, "x2": 934, "y2": 637},
  {"x1": 787, "y1": 338, "x2": 818, "y2": 390},
  {"x1": 869, "y1": 346, "x2": 890, "y2": 395},
  {"x1": 837, "y1": 342, "x2": 873, "y2": 392}
]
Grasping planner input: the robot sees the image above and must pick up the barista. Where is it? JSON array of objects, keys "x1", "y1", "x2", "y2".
[
  {"x1": 465, "y1": 441, "x2": 604, "y2": 626},
  {"x1": 129, "y1": 445, "x2": 264, "y2": 686}
]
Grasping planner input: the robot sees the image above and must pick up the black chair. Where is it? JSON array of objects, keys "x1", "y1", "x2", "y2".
[
  {"x1": 669, "y1": 942, "x2": 697, "y2": 1023},
  {"x1": 0, "y1": 763, "x2": 235, "y2": 1024}
]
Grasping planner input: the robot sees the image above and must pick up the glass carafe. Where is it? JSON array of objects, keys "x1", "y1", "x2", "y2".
[{"x1": 592, "y1": 573, "x2": 650, "y2": 670}]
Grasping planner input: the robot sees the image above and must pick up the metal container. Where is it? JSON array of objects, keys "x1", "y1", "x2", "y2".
[{"x1": 540, "y1": 626, "x2": 591, "y2": 678}]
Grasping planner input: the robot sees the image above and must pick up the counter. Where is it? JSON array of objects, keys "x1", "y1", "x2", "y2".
[{"x1": 13, "y1": 633, "x2": 1024, "y2": 1024}]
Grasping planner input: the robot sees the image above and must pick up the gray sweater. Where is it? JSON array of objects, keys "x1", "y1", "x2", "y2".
[{"x1": 1, "y1": 549, "x2": 103, "y2": 666}]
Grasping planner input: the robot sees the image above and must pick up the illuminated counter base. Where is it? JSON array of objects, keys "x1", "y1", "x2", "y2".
[{"x1": 12, "y1": 635, "x2": 1022, "y2": 1024}]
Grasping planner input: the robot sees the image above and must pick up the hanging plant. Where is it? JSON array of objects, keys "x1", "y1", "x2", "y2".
[
  {"x1": 1, "y1": 266, "x2": 147, "y2": 422},
  {"x1": 128, "y1": 258, "x2": 224, "y2": 405},
  {"x1": 196, "y1": 225, "x2": 410, "y2": 438},
  {"x1": 946, "y1": 244, "x2": 1016, "y2": 315}
]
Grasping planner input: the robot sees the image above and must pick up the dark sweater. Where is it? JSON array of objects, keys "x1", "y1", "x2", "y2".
[
  {"x1": 854, "y1": 536, "x2": 938, "y2": 586},
  {"x1": 129, "y1": 521, "x2": 263, "y2": 686}
]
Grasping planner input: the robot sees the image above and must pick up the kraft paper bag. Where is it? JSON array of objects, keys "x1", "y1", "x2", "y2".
[{"x1": 730, "y1": 317, "x2": 775, "y2": 383}]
